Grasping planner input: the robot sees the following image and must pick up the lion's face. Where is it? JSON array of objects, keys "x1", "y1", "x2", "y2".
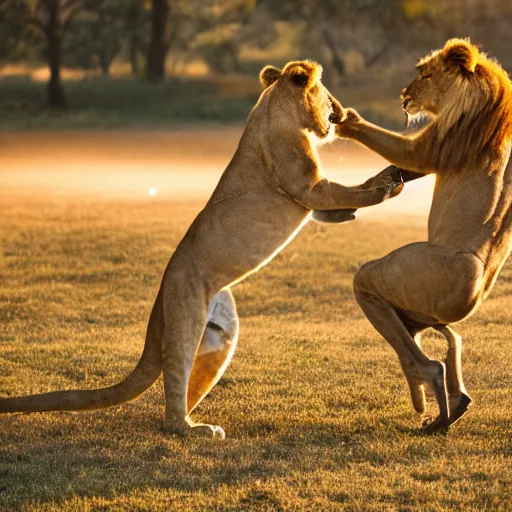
[
  {"x1": 259, "y1": 61, "x2": 343, "y2": 140},
  {"x1": 401, "y1": 62, "x2": 454, "y2": 127},
  {"x1": 400, "y1": 40, "x2": 480, "y2": 129},
  {"x1": 397, "y1": 38, "x2": 512, "y2": 173}
]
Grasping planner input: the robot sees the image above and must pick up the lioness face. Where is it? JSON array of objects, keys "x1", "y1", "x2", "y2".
[
  {"x1": 259, "y1": 60, "x2": 343, "y2": 139},
  {"x1": 306, "y1": 81, "x2": 339, "y2": 139}
]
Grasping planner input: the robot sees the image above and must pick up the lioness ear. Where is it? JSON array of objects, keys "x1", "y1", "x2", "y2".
[
  {"x1": 289, "y1": 65, "x2": 310, "y2": 86},
  {"x1": 444, "y1": 39, "x2": 477, "y2": 74},
  {"x1": 283, "y1": 61, "x2": 322, "y2": 88},
  {"x1": 260, "y1": 65, "x2": 281, "y2": 89}
]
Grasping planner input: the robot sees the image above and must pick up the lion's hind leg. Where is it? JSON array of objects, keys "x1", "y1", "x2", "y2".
[
  {"x1": 353, "y1": 243, "x2": 483, "y2": 433},
  {"x1": 405, "y1": 329, "x2": 427, "y2": 415},
  {"x1": 353, "y1": 283, "x2": 449, "y2": 428},
  {"x1": 352, "y1": 248, "x2": 453, "y2": 430},
  {"x1": 426, "y1": 325, "x2": 472, "y2": 432}
]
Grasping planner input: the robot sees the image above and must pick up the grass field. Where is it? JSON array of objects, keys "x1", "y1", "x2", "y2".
[{"x1": 1, "y1": 186, "x2": 511, "y2": 511}]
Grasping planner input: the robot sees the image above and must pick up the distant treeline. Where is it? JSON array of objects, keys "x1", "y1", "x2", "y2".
[{"x1": 0, "y1": 0, "x2": 510, "y2": 108}]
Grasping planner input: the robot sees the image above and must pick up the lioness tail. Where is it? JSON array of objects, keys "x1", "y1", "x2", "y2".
[{"x1": 0, "y1": 292, "x2": 163, "y2": 413}]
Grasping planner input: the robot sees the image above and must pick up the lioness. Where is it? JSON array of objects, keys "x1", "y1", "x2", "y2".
[
  {"x1": 331, "y1": 39, "x2": 512, "y2": 432},
  {"x1": 0, "y1": 61, "x2": 402, "y2": 438}
]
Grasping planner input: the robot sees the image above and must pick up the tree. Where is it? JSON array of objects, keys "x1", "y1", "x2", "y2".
[
  {"x1": 31, "y1": 0, "x2": 83, "y2": 107},
  {"x1": 190, "y1": 0, "x2": 257, "y2": 75},
  {"x1": 146, "y1": 0, "x2": 169, "y2": 81},
  {"x1": 124, "y1": 0, "x2": 150, "y2": 77},
  {"x1": 0, "y1": 0, "x2": 32, "y2": 64},
  {"x1": 256, "y1": 0, "x2": 410, "y2": 85},
  {"x1": 65, "y1": 0, "x2": 126, "y2": 76},
  {"x1": 145, "y1": 0, "x2": 257, "y2": 80}
]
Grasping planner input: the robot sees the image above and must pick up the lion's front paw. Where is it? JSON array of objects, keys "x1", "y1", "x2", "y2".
[
  {"x1": 334, "y1": 108, "x2": 362, "y2": 138},
  {"x1": 345, "y1": 108, "x2": 362, "y2": 123}
]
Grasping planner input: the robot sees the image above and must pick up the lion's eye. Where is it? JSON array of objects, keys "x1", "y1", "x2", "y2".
[{"x1": 421, "y1": 74, "x2": 433, "y2": 79}]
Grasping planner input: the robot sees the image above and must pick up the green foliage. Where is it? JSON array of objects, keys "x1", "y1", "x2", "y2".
[
  {"x1": 202, "y1": 41, "x2": 239, "y2": 74},
  {"x1": 64, "y1": 0, "x2": 132, "y2": 75},
  {"x1": 124, "y1": 0, "x2": 150, "y2": 76},
  {"x1": 401, "y1": 0, "x2": 428, "y2": 20},
  {"x1": 0, "y1": 75, "x2": 260, "y2": 129},
  {"x1": 0, "y1": 0, "x2": 32, "y2": 61},
  {"x1": 1, "y1": 0, "x2": 511, "y2": 106},
  {"x1": 164, "y1": 0, "x2": 261, "y2": 75}
]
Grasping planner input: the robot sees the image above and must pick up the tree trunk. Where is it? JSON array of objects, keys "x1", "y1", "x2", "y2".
[
  {"x1": 146, "y1": 0, "x2": 169, "y2": 82},
  {"x1": 99, "y1": 53, "x2": 110, "y2": 77},
  {"x1": 45, "y1": 0, "x2": 67, "y2": 108},
  {"x1": 129, "y1": 39, "x2": 140, "y2": 77}
]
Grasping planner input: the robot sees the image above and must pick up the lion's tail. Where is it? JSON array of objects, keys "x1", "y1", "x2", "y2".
[{"x1": 0, "y1": 292, "x2": 164, "y2": 414}]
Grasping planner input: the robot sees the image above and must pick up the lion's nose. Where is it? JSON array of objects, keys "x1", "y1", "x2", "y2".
[{"x1": 402, "y1": 97, "x2": 412, "y2": 110}]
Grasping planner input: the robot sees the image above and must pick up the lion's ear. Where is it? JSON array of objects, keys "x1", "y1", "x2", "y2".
[
  {"x1": 260, "y1": 66, "x2": 281, "y2": 89},
  {"x1": 444, "y1": 39, "x2": 477, "y2": 74}
]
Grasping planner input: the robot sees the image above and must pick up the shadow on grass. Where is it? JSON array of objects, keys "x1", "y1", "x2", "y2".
[{"x1": 0, "y1": 391, "x2": 429, "y2": 510}]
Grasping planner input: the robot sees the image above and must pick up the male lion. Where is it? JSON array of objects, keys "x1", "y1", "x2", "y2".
[
  {"x1": 331, "y1": 39, "x2": 512, "y2": 433},
  {"x1": 0, "y1": 61, "x2": 402, "y2": 438}
]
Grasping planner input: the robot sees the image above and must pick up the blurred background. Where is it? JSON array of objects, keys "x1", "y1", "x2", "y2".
[
  {"x1": 0, "y1": 0, "x2": 510, "y2": 129},
  {"x1": 0, "y1": 0, "x2": 511, "y2": 214},
  {"x1": 3, "y1": 5, "x2": 512, "y2": 509}
]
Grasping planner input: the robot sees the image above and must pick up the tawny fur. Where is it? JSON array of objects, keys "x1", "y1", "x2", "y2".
[
  {"x1": 0, "y1": 61, "x2": 401, "y2": 438},
  {"x1": 334, "y1": 38, "x2": 512, "y2": 433}
]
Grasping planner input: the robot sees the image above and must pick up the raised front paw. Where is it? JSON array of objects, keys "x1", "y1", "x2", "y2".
[
  {"x1": 362, "y1": 165, "x2": 404, "y2": 201},
  {"x1": 384, "y1": 180, "x2": 404, "y2": 200},
  {"x1": 331, "y1": 108, "x2": 363, "y2": 138}
]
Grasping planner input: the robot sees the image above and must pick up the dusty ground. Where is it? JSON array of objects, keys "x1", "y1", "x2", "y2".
[
  {"x1": 0, "y1": 128, "x2": 435, "y2": 217},
  {"x1": 0, "y1": 131, "x2": 511, "y2": 511}
]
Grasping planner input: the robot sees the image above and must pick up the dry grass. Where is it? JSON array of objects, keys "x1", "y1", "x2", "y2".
[{"x1": 1, "y1": 194, "x2": 511, "y2": 511}]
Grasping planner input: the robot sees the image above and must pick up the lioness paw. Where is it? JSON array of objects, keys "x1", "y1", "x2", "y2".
[
  {"x1": 163, "y1": 422, "x2": 226, "y2": 440},
  {"x1": 385, "y1": 181, "x2": 404, "y2": 200},
  {"x1": 189, "y1": 424, "x2": 226, "y2": 440}
]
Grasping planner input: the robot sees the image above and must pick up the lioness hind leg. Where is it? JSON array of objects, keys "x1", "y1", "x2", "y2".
[
  {"x1": 187, "y1": 289, "x2": 239, "y2": 414},
  {"x1": 160, "y1": 263, "x2": 225, "y2": 439}
]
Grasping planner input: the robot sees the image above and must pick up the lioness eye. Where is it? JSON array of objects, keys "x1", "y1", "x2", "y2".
[{"x1": 421, "y1": 74, "x2": 433, "y2": 79}]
